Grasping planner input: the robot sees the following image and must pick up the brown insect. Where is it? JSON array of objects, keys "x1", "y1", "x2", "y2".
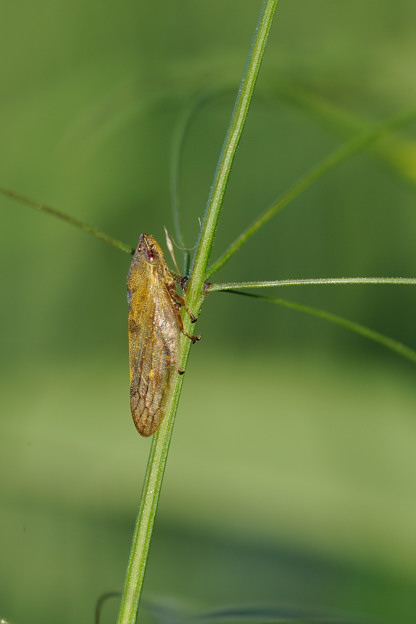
[{"x1": 127, "y1": 233, "x2": 200, "y2": 436}]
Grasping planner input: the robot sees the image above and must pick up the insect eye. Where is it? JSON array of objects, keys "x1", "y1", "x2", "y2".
[{"x1": 146, "y1": 249, "x2": 155, "y2": 262}]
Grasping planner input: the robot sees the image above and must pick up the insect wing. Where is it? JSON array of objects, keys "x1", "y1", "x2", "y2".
[{"x1": 128, "y1": 262, "x2": 180, "y2": 436}]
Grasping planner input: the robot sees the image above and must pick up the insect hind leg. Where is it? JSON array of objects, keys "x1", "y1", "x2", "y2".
[
  {"x1": 174, "y1": 302, "x2": 201, "y2": 343},
  {"x1": 182, "y1": 328, "x2": 201, "y2": 344}
]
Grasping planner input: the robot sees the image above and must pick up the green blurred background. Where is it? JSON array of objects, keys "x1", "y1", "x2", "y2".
[{"x1": 1, "y1": 1, "x2": 416, "y2": 623}]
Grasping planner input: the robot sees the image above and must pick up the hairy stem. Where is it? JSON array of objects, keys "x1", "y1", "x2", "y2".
[{"x1": 209, "y1": 276, "x2": 416, "y2": 292}]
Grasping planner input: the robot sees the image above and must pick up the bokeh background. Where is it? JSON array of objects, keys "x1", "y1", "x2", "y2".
[{"x1": 1, "y1": 1, "x2": 416, "y2": 623}]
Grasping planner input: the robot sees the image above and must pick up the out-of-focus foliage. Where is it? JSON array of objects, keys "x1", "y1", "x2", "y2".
[{"x1": 1, "y1": 2, "x2": 416, "y2": 624}]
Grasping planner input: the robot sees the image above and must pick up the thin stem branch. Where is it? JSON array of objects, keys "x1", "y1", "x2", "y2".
[
  {"x1": 170, "y1": 91, "x2": 216, "y2": 249},
  {"x1": 209, "y1": 276, "x2": 416, "y2": 292},
  {"x1": 227, "y1": 290, "x2": 416, "y2": 364},
  {"x1": 170, "y1": 102, "x2": 191, "y2": 251},
  {"x1": 187, "y1": 0, "x2": 279, "y2": 299},
  {"x1": 0, "y1": 185, "x2": 132, "y2": 254},
  {"x1": 169, "y1": 92, "x2": 217, "y2": 275},
  {"x1": 207, "y1": 106, "x2": 416, "y2": 278}
]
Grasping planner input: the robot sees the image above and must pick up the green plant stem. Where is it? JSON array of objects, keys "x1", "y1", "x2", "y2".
[
  {"x1": 227, "y1": 289, "x2": 416, "y2": 364},
  {"x1": 170, "y1": 91, "x2": 216, "y2": 275},
  {"x1": 207, "y1": 106, "x2": 416, "y2": 278},
  {"x1": 116, "y1": 2, "x2": 279, "y2": 623},
  {"x1": 0, "y1": 185, "x2": 132, "y2": 254},
  {"x1": 115, "y1": 349, "x2": 188, "y2": 624},
  {"x1": 187, "y1": 0, "x2": 279, "y2": 299},
  {"x1": 209, "y1": 276, "x2": 416, "y2": 292},
  {"x1": 170, "y1": 91, "x2": 215, "y2": 249}
]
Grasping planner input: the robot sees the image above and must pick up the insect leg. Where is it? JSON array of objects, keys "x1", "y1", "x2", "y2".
[
  {"x1": 173, "y1": 292, "x2": 197, "y2": 323},
  {"x1": 182, "y1": 329, "x2": 201, "y2": 344},
  {"x1": 174, "y1": 304, "x2": 201, "y2": 343}
]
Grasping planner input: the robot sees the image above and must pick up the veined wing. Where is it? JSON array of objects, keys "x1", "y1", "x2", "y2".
[{"x1": 128, "y1": 269, "x2": 180, "y2": 436}]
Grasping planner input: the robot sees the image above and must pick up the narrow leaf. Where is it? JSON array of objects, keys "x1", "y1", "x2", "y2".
[
  {"x1": 224, "y1": 289, "x2": 416, "y2": 364},
  {"x1": 1, "y1": 185, "x2": 132, "y2": 254}
]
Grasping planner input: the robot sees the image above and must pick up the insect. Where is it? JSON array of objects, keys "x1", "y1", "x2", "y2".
[{"x1": 127, "y1": 233, "x2": 200, "y2": 436}]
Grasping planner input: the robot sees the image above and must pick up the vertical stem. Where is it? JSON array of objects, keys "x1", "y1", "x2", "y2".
[
  {"x1": 116, "y1": 342, "x2": 188, "y2": 624},
  {"x1": 117, "y1": 337, "x2": 191, "y2": 624},
  {"x1": 117, "y1": 2, "x2": 279, "y2": 622}
]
